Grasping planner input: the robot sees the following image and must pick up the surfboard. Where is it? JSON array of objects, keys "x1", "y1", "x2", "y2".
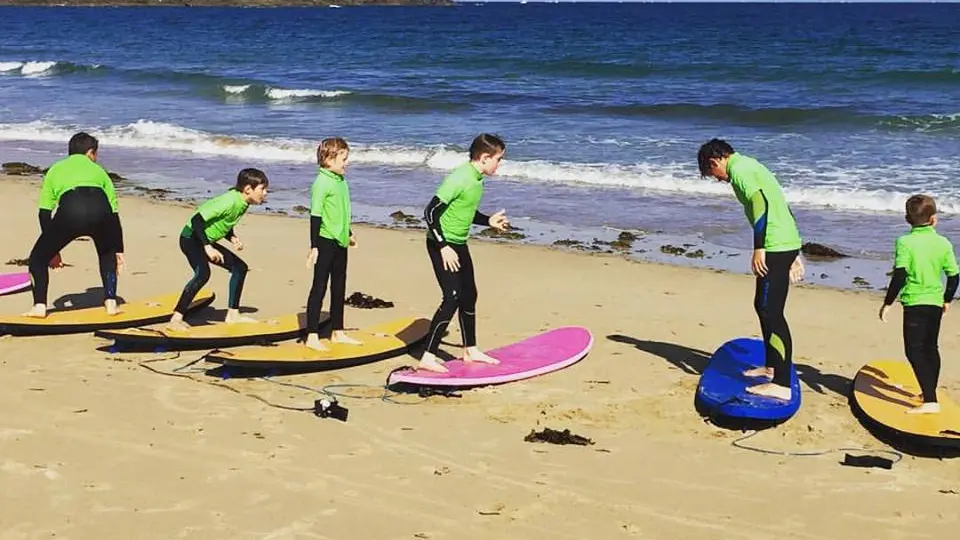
[
  {"x1": 695, "y1": 337, "x2": 801, "y2": 423},
  {"x1": 94, "y1": 312, "x2": 318, "y2": 351},
  {"x1": 387, "y1": 326, "x2": 593, "y2": 387},
  {"x1": 0, "y1": 289, "x2": 215, "y2": 336},
  {"x1": 204, "y1": 317, "x2": 431, "y2": 370},
  {"x1": 851, "y1": 360, "x2": 960, "y2": 448},
  {"x1": 0, "y1": 272, "x2": 31, "y2": 296}
]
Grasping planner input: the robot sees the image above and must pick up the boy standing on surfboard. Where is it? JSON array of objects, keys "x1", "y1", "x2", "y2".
[
  {"x1": 303, "y1": 137, "x2": 362, "y2": 352},
  {"x1": 167, "y1": 168, "x2": 268, "y2": 331},
  {"x1": 418, "y1": 133, "x2": 511, "y2": 373},
  {"x1": 879, "y1": 194, "x2": 959, "y2": 415},
  {"x1": 25, "y1": 132, "x2": 125, "y2": 319},
  {"x1": 697, "y1": 139, "x2": 805, "y2": 401}
]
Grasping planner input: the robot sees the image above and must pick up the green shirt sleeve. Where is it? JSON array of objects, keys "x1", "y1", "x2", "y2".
[
  {"x1": 37, "y1": 173, "x2": 56, "y2": 211},
  {"x1": 435, "y1": 174, "x2": 465, "y2": 204},
  {"x1": 943, "y1": 240, "x2": 959, "y2": 277},
  {"x1": 893, "y1": 237, "x2": 910, "y2": 269},
  {"x1": 98, "y1": 167, "x2": 119, "y2": 213},
  {"x1": 310, "y1": 177, "x2": 330, "y2": 218}
]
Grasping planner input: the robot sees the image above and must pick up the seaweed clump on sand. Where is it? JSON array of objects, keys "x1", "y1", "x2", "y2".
[
  {"x1": 478, "y1": 226, "x2": 526, "y2": 241},
  {"x1": 6, "y1": 258, "x2": 29, "y2": 267},
  {"x1": 801, "y1": 242, "x2": 848, "y2": 261},
  {"x1": 345, "y1": 292, "x2": 394, "y2": 309},
  {"x1": 390, "y1": 210, "x2": 421, "y2": 226},
  {"x1": 1, "y1": 162, "x2": 42, "y2": 176},
  {"x1": 524, "y1": 427, "x2": 594, "y2": 446}
]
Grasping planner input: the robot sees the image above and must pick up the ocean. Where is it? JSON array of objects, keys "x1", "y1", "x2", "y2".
[{"x1": 1, "y1": 3, "x2": 958, "y2": 290}]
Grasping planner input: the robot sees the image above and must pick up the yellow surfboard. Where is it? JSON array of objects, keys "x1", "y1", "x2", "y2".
[
  {"x1": 95, "y1": 312, "x2": 321, "y2": 351},
  {"x1": 851, "y1": 360, "x2": 960, "y2": 448},
  {"x1": 204, "y1": 316, "x2": 430, "y2": 371},
  {"x1": 0, "y1": 290, "x2": 215, "y2": 336}
]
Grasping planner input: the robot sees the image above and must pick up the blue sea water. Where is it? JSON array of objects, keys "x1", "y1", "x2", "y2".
[{"x1": 1, "y1": 3, "x2": 958, "y2": 289}]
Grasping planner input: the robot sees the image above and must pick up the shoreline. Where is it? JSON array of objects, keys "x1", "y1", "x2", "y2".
[{"x1": 1, "y1": 162, "x2": 897, "y2": 296}]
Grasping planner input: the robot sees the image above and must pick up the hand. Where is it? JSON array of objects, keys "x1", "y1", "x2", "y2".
[
  {"x1": 751, "y1": 248, "x2": 767, "y2": 277},
  {"x1": 306, "y1": 247, "x2": 318, "y2": 267},
  {"x1": 116, "y1": 252, "x2": 126, "y2": 274},
  {"x1": 204, "y1": 244, "x2": 224, "y2": 264},
  {"x1": 231, "y1": 236, "x2": 243, "y2": 251},
  {"x1": 49, "y1": 252, "x2": 64, "y2": 270},
  {"x1": 488, "y1": 209, "x2": 510, "y2": 232},
  {"x1": 879, "y1": 304, "x2": 890, "y2": 322},
  {"x1": 349, "y1": 234, "x2": 357, "y2": 248},
  {"x1": 789, "y1": 255, "x2": 805, "y2": 284},
  {"x1": 440, "y1": 245, "x2": 460, "y2": 272},
  {"x1": 944, "y1": 303, "x2": 951, "y2": 315}
]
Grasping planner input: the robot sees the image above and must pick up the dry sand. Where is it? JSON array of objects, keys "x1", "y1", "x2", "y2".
[{"x1": 1, "y1": 173, "x2": 958, "y2": 540}]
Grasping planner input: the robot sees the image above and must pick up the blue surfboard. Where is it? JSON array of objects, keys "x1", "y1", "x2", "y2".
[{"x1": 695, "y1": 337, "x2": 801, "y2": 423}]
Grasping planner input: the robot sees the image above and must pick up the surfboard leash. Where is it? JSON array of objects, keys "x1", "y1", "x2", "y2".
[{"x1": 730, "y1": 430, "x2": 904, "y2": 467}]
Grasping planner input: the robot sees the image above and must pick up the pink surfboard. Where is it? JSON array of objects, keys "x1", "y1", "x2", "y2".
[
  {"x1": 388, "y1": 326, "x2": 593, "y2": 387},
  {"x1": 0, "y1": 272, "x2": 30, "y2": 296}
]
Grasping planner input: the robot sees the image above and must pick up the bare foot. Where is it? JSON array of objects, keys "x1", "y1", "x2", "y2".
[
  {"x1": 165, "y1": 319, "x2": 191, "y2": 332},
  {"x1": 418, "y1": 352, "x2": 448, "y2": 373},
  {"x1": 745, "y1": 382, "x2": 792, "y2": 401},
  {"x1": 332, "y1": 330, "x2": 362, "y2": 346},
  {"x1": 22, "y1": 304, "x2": 47, "y2": 318},
  {"x1": 304, "y1": 333, "x2": 329, "y2": 352},
  {"x1": 105, "y1": 299, "x2": 122, "y2": 316},
  {"x1": 225, "y1": 314, "x2": 257, "y2": 324},
  {"x1": 743, "y1": 366, "x2": 774, "y2": 379},
  {"x1": 906, "y1": 402, "x2": 940, "y2": 415},
  {"x1": 463, "y1": 346, "x2": 500, "y2": 365}
]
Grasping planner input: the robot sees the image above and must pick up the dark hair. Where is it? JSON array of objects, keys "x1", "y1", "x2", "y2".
[
  {"x1": 469, "y1": 133, "x2": 506, "y2": 161},
  {"x1": 68, "y1": 132, "x2": 99, "y2": 156},
  {"x1": 905, "y1": 194, "x2": 937, "y2": 226},
  {"x1": 317, "y1": 137, "x2": 350, "y2": 167},
  {"x1": 697, "y1": 138, "x2": 735, "y2": 177},
  {"x1": 234, "y1": 168, "x2": 269, "y2": 191}
]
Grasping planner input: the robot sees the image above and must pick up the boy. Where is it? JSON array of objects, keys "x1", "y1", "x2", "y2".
[
  {"x1": 418, "y1": 133, "x2": 510, "y2": 373},
  {"x1": 167, "y1": 168, "x2": 268, "y2": 331},
  {"x1": 879, "y1": 194, "x2": 958, "y2": 415},
  {"x1": 304, "y1": 137, "x2": 361, "y2": 352},
  {"x1": 25, "y1": 132, "x2": 125, "y2": 318},
  {"x1": 697, "y1": 138, "x2": 804, "y2": 401}
]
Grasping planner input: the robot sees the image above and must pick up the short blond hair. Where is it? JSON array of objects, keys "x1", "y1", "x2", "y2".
[{"x1": 316, "y1": 137, "x2": 349, "y2": 168}]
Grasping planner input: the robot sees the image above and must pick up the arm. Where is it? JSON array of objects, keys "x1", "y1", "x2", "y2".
[
  {"x1": 472, "y1": 209, "x2": 491, "y2": 226},
  {"x1": 190, "y1": 213, "x2": 210, "y2": 245},
  {"x1": 110, "y1": 213, "x2": 125, "y2": 253},
  {"x1": 310, "y1": 216, "x2": 322, "y2": 249},
  {"x1": 38, "y1": 209, "x2": 53, "y2": 233},
  {"x1": 746, "y1": 190, "x2": 769, "y2": 250},
  {"x1": 424, "y1": 196, "x2": 449, "y2": 247},
  {"x1": 944, "y1": 242, "x2": 959, "y2": 303},
  {"x1": 99, "y1": 167, "x2": 120, "y2": 213},
  {"x1": 883, "y1": 268, "x2": 907, "y2": 306}
]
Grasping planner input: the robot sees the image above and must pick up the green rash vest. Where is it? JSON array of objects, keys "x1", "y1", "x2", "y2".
[
  {"x1": 893, "y1": 226, "x2": 960, "y2": 307},
  {"x1": 727, "y1": 153, "x2": 802, "y2": 253},
  {"x1": 180, "y1": 190, "x2": 249, "y2": 243},
  {"x1": 433, "y1": 162, "x2": 484, "y2": 245},
  {"x1": 38, "y1": 154, "x2": 119, "y2": 213},
  {"x1": 311, "y1": 167, "x2": 352, "y2": 248}
]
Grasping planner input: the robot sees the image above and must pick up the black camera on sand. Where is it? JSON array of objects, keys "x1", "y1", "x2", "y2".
[{"x1": 314, "y1": 398, "x2": 349, "y2": 422}]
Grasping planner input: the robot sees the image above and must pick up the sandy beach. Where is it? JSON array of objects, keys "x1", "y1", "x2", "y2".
[{"x1": 1, "y1": 171, "x2": 958, "y2": 540}]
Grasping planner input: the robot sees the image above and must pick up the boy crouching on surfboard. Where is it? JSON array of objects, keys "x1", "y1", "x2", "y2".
[{"x1": 167, "y1": 168, "x2": 268, "y2": 331}]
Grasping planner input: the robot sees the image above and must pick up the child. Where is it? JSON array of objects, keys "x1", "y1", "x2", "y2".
[
  {"x1": 167, "y1": 168, "x2": 268, "y2": 331},
  {"x1": 418, "y1": 133, "x2": 511, "y2": 373},
  {"x1": 304, "y1": 137, "x2": 361, "y2": 351},
  {"x1": 697, "y1": 138, "x2": 805, "y2": 401},
  {"x1": 879, "y1": 194, "x2": 958, "y2": 415},
  {"x1": 25, "y1": 132, "x2": 125, "y2": 318}
]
